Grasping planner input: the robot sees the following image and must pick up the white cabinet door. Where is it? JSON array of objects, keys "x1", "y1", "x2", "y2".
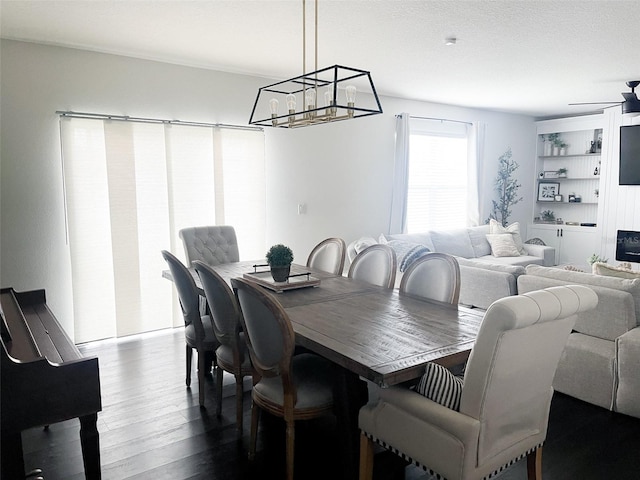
[{"x1": 527, "y1": 224, "x2": 598, "y2": 269}]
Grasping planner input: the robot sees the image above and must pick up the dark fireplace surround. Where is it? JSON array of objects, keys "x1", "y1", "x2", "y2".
[{"x1": 616, "y1": 230, "x2": 640, "y2": 264}]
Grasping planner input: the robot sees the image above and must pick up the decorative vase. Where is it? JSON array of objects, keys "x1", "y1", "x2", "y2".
[
  {"x1": 552, "y1": 146, "x2": 559, "y2": 156},
  {"x1": 270, "y1": 265, "x2": 291, "y2": 282},
  {"x1": 543, "y1": 142, "x2": 552, "y2": 156},
  {"x1": 559, "y1": 147, "x2": 567, "y2": 156}
]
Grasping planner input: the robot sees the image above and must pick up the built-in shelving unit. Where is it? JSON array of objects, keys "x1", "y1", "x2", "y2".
[{"x1": 530, "y1": 116, "x2": 605, "y2": 267}]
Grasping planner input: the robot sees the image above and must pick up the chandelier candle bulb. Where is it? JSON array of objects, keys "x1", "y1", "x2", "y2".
[
  {"x1": 305, "y1": 88, "x2": 316, "y2": 118},
  {"x1": 346, "y1": 85, "x2": 356, "y2": 117},
  {"x1": 269, "y1": 98, "x2": 279, "y2": 126}
]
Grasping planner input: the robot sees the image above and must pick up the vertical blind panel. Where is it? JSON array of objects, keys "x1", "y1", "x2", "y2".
[
  {"x1": 61, "y1": 118, "x2": 118, "y2": 342},
  {"x1": 217, "y1": 128, "x2": 266, "y2": 260},
  {"x1": 407, "y1": 133, "x2": 468, "y2": 232}
]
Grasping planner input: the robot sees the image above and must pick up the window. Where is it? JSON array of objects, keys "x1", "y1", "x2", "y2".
[
  {"x1": 406, "y1": 121, "x2": 469, "y2": 232},
  {"x1": 60, "y1": 116, "x2": 265, "y2": 342}
]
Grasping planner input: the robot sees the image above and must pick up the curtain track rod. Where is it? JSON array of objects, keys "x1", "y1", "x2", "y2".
[
  {"x1": 56, "y1": 111, "x2": 263, "y2": 132},
  {"x1": 400, "y1": 114, "x2": 472, "y2": 126}
]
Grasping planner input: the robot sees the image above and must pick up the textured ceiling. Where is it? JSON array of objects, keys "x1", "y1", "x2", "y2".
[{"x1": 2, "y1": 0, "x2": 640, "y2": 118}]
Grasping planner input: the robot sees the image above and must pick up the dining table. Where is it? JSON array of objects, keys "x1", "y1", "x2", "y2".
[{"x1": 163, "y1": 260, "x2": 484, "y2": 479}]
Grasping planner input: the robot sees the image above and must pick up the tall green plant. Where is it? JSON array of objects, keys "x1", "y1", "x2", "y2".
[{"x1": 488, "y1": 148, "x2": 523, "y2": 227}]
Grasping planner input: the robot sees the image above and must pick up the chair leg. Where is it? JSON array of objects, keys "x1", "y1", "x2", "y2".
[
  {"x1": 527, "y1": 447, "x2": 543, "y2": 480},
  {"x1": 234, "y1": 374, "x2": 244, "y2": 431},
  {"x1": 285, "y1": 417, "x2": 295, "y2": 480},
  {"x1": 359, "y1": 433, "x2": 375, "y2": 480},
  {"x1": 197, "y1": 350, "x2": 206, "y2": 407},
  {"x1": 215, "y1": 366, "x2": 224, "y2": 417},
  {"x1": 186, "y1": 345, "x2": 193, "y2": 387},
  {"x1": 249, "y1": 400, "x2": 260, "y2": 461}
]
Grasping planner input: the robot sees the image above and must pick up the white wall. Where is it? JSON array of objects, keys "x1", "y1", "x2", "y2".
[{"x1": 0, "y1": 40, "x2": 536, "y2": 339}]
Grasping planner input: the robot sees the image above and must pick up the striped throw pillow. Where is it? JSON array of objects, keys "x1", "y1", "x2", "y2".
[{"x1": 414, "y1": 362, "x2": 463, "y2": 411}]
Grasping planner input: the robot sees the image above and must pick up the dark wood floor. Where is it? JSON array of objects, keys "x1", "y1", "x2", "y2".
[{"x1": 21, "y1": 327, "x2": 640, "y2": 480}]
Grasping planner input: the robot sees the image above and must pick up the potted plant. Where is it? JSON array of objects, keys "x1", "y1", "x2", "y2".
[
  {"x1": 559, "y1": 142, "x2": 569, "y2": 156},
  {"x1": 587, "y1": 253, "x2": 608, "y2": 265},
  {"x1": 557, "y1": 167, "x2": 568, "y2": 178},
  {"x1": 547, "y1": 133, "x2": 561, "y2": 155},
  {"x1": 541, "y1": 209, "x2": 555, "y2": 222},
  {"x1": 266, "y1": 243, "x2": 294, "y2": 282}
]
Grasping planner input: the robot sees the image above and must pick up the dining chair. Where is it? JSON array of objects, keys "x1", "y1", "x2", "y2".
[
  {"x1": 192, "y1": 260, "x2": 253, "y2": 430},
  {"x1": 230, "y1": 277, "x2": 335, "y2": 480},
  {"x1": 179, "y1": 225, "x2": 240, "y2": 267},
  {"x1": 359, "y1": 285, "x2": 598, "y2": 480},
  {"x1": 306, "y1": 237, "x2": 346, "y2": 275},
  {"x1": 161, "y1": 250, "x2": 219, "y2": 407},
  {"x1": 399, "y1": 252, "x2": 461, "y2": 305},
  {"x1": 347, "y1": 244, "x2": 397, "y2": 288}
]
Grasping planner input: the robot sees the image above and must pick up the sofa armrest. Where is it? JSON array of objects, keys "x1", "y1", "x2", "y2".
[
  {"x1": 523, "y1": 243, "x2": 556, "y2": 266},
  {"x1": 616, "y1": 327, "x2": 640, "y2": 418}
]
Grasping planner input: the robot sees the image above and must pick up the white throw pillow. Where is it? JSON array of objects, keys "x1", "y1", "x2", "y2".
[
  {"x1": 592, "y1": 262, "x2": 640, "y2": 279},
  {"x1": 354, "y1": 237, "x2": 377, "y2": 254},
  {"x1": 486, "y1": 233, "x2": 521, "y2": 257},
  {"x1": 489, "y1": 219, "x2": 527, "y2": 255}
]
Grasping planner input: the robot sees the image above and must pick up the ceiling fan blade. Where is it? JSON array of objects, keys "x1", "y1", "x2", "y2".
[
  {"x1": 569, "y1": 101, "x2": 623, "y2": 105},
  {"x1": 622, "y1": 92, "x2": 638, "y2": 101}
]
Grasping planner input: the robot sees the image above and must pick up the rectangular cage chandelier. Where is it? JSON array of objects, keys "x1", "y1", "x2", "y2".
[{"x1": 249, "y1": 0, "x2": 383, "y2": 128}]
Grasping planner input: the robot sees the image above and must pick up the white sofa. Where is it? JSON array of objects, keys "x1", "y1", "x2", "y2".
[
  {"x1": 517, "y1": 264, "x2": 640, "y2": 418},
  {"x1": 348, "y1": 224, "x2": 555, "y2": 309}
]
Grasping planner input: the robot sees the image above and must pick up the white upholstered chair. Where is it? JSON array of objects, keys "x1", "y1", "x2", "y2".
[
  {"x1": 231, "y1": 277, "x2": 335, "y2": 480},
  {"x1": 193, "y1": 260, "x2": 253, "y2": 430},
  {"x1": 347, "y1": 244, "x2": 397, "y2": 288},
  {"x1": 359, "y1": 285, "x2": 598, "y2": 480},
  {"x1": 179, "y1": 225, "x2": 240, "y2": 266},
  {"x1": 306, "y1": 237, "x2": 347, "y2": 275},
  {"x1": 400, "y1": 252, "x2": 461, "y2": 305},
  {"x1": 161, "y1": 250, "x2": 219, "y2": 407}
]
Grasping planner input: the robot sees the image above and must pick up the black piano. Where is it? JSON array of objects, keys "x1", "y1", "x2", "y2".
[{"x1": 1, "y1": 287, "x2": 102, "y2": 479}]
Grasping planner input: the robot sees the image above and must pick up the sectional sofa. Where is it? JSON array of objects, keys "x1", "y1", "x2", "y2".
[
  {"x1": 517, "y1": 264, "x2": 640, "y2": 418},
  {"x1": 347, "y1": 223, "x2": 555, "y2": 309}
]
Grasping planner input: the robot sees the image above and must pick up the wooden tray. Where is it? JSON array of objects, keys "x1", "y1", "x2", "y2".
[{"x1": 243, "y1": 271, "x2": 320, "y2": 293}]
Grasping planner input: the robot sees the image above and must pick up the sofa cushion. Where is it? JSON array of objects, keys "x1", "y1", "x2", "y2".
[
  {"x1": 489, "y1": 219, "x2": 527, "y2": 254},
  {"x1": 429, "y1": 228, "x2": 475, "y2": 258},
  {"x1": 413, "y1": 362, "x2": 463, "y2": 411},
  {"x1": 456, "y1": 256, "x2": 526, "y2": 276},
  {"x1": 382, "y1": 232, "x2": 435, "y2": 252},
  {"x1": 486, "y1": 233, "x2": 521, "y2": 257},
  {"x1": 474, "y1": 254, "x2": 543, "y2": 267},
  {"x1": 467, "y1": 225, "x2": 492, "y2": 257}
]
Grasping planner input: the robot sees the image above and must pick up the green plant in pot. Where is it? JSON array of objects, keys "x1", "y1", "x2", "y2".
[
  {"x1": 266, "y1": 244, "x2": 294, "y2": 282},
  {"x1": 557, "y1": 167, "x2": 568, "y2": 177}
]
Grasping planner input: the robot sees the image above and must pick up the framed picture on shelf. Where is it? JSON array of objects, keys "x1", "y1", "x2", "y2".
[
  {"x1": 543, "y1": 170, "x2": 559, "y2": 179},
  {"x1": 538, "y1": 182, "x2": 559, "y2": 201}
]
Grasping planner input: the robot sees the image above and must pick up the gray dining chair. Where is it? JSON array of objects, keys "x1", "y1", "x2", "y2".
[
  {"x1": 161, "y1": 250, "x2": 219, "y2": 407},
  {"x1": 400, "y1": 252, "x2": 461, "y2": 305},
  {"x1": 193, "y1": 260, "x2": 253, "y2": 430},
  {"x1": 359, "y1": 285, "x2": 598, "y2": 480},
  {"x1": 179, "y1": 225, "x2": 240, "y2": 267},
  {"x1": 230, "y1": 277, "x2": 335, "y2": 480},
  {"x1": 347, "y1": 244, "x2": 397, "y2": 288},
  {"x1": 306, "y1": 237, "x2": 346, "y2": 275}
]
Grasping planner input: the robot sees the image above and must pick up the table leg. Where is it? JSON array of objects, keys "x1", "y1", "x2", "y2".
[
  {"x1": 79, "y1": 413, "x2": 101, "y2": 479},
  {"x1": 332, "y1": 366, "x2": 369, "y2": 480}
]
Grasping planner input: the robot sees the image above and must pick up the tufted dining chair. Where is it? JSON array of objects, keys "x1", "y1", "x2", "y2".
[
  {"x1": 161, "y1": 250, "x2": 219, "y2": 407},
  {"x1": 400, "y1": 252, "x2": 461, "y2": 305},
  {"x1": 179, "y1": 225, "x2": 240, "y2": 267},
  {"x1": 230, "y1": 277, "x2": 335, "y2": 480},
  {"x1": 359, "y1": 285, "x2": 598, "y2": 480},
  {"x1": 193, "y1": 261, "x2": 253, "y2": 430},
  {"x1": 347, "y1": 244, "x2": 397, "y2": 288},
  {"x1": 306, "y1": 237, "x2": 347, "y2": 275}
]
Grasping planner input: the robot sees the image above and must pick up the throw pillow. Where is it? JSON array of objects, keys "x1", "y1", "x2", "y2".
[
  {"x1": 399, "y1": 245, "x2": 431, "y2": 272},
  {"x1": 489, "y1": 219, "x2": 527, "y2": 255},
  {"x1": 486, "y1": 233, "x2": 521, "y2": 257},
  {"x1": 563, "y1": 265, "x2": 585, "y2": 273},
  {"x1": 386, "y1": 240, "x2": 431, "y2": 272},
  {"x1": 592, "y1": 262, "x2": 640, "y2": 279},
  {"x1": 353, "y1": 237, "x2": 377, "y2": 254},
  {"x1": 413, "y1": 362, "x2": 463, "y2": 411},
  {"x1": 430, "y1": 229, "x2": 475, "y2": 258}
]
